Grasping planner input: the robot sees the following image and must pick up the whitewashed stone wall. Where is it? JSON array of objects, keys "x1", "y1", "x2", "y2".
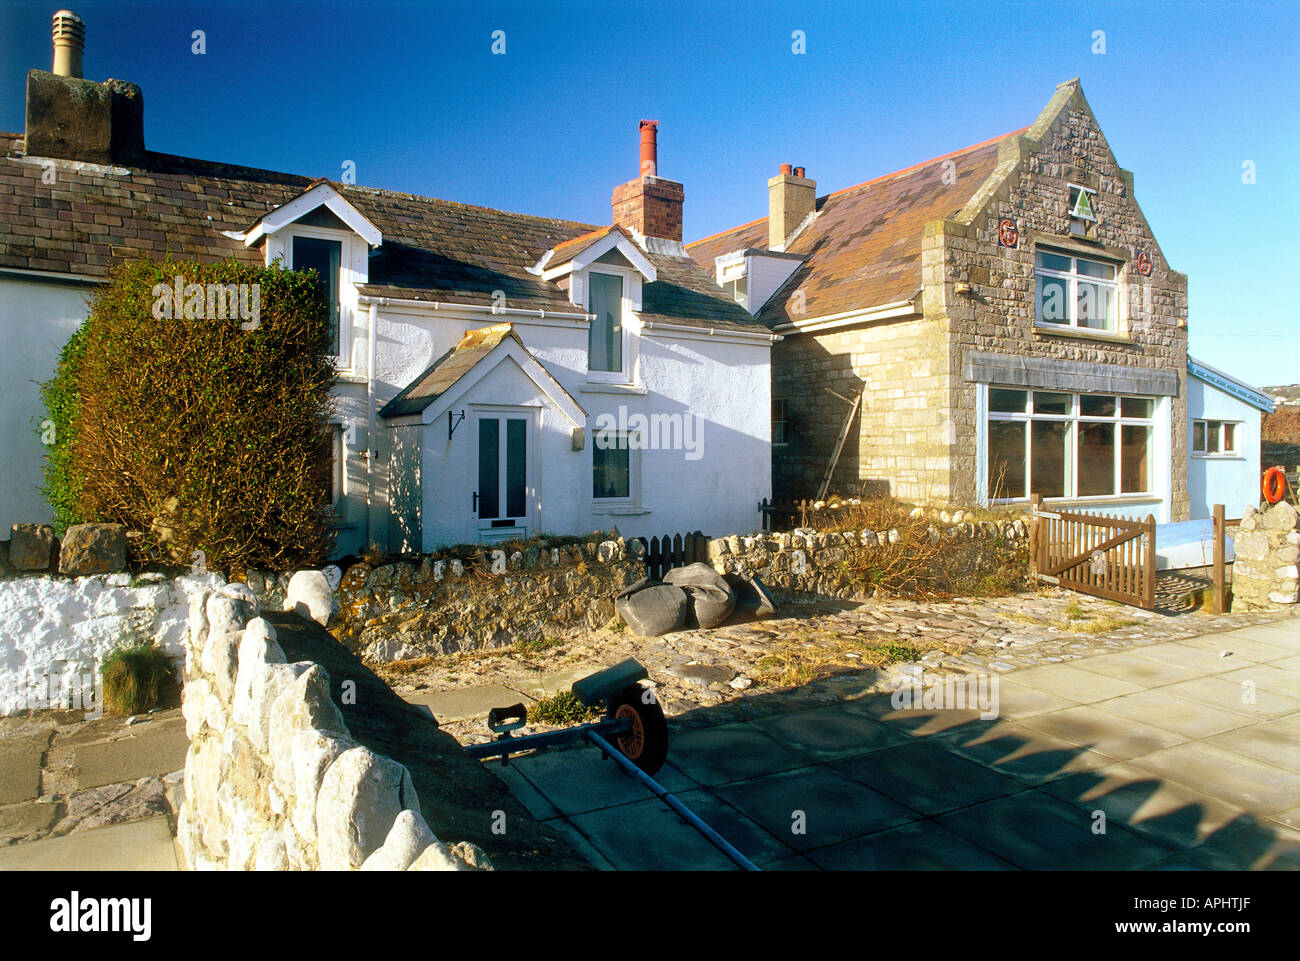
[
  {"x1": 0, "y1": 570, "x2": 221, "y2": 716},
  {"x1": 177, "y1": 583, "x2": 490, "y2": 871}
]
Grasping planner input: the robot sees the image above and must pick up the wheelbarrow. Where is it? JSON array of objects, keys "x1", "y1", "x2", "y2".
[{"x1": 464, "y1": 657, "x2": 759, "y2": 871}]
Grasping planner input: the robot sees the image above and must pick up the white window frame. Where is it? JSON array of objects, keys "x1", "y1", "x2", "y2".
[
  {"x1": 591, "y1": 427, "x2": 641, "y2": 512},
  {"x1": 983, "y1": 387, "x2": 1157, "y2": 504},
  {"x1": 327, "y1": 421, "x2": 346, "y2": 519},
  {"x1": 1192, "y1": 419, "x2": 1242, "y2": 458},
  {"x1": 1034, "y1": 246, "x2": 1119, "y2": 333},
  {"x1": 267, "y1": 224, "x2": 367, "y2": 371},
  {"x1": 584, "y1": 265, "x2": 638, "y2": 385}
]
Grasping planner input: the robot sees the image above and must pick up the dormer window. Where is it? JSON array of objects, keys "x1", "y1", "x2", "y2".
[
  {"x1": 719, "y1": 259, "x2": 748, "y2": 309},
  {"x1": 292, "y1": 236, "x2": 342, "y2": 355},
  {"x1": 588, "y1": 271, "x2": 624, "y2": 374}
]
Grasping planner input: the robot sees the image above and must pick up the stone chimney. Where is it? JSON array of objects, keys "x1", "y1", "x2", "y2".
[
  {"x1": 768, "y1": 164, "x2": 816, "y2": 250},
  {"x1": 611, "y1": 120, "x2": 684, "y2": 242},
  {"x1": 24, "y1": 10, "x2": 145, "y2": 165}
]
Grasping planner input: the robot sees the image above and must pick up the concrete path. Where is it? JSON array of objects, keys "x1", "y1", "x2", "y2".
[{"x1": 483, "y1": 618, "x2": 1300, "y2": 870}]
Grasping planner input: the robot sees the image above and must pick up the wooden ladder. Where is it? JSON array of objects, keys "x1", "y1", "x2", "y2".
[{"x1": 815, "y1": 387, "x2": 864, "y2": 502}]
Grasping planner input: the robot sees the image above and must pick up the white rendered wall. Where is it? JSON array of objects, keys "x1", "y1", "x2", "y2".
[
  {"x1": 0, "y1": 276, "x2": 95, "y2": 533},
  {"x1": 370, "y1": 302, "x2": 772, "y2": 550},
  {"x1": 1187, "y1": 376, "x2": 1263, "y2": 520}
]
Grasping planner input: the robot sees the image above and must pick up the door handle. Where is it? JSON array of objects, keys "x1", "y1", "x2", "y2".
[{"x1": 472, "y1": 491, "x2": 479, "y2": 512}]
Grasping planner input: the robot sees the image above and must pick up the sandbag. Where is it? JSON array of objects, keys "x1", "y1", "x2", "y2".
[
  {"x1": 663, "y1": 563, "x2": 736, "y2": 629},
  {"x1": 615, "y1": 580, "x2": 688, "y2": 637},
  {"x1": 724, "y1": 572, "x2": 778, "y2": 619}
]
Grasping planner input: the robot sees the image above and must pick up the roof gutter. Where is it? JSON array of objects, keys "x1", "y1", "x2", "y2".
[
  {"x1": 356, "y1": 294, "x2": 594, "y2": 322},
  {"x1": 640, "y1": 320, "x2": 782, "y2": 344},
  {"x1": 771, "y1": 295, "x2": 921, "y2": 335}
]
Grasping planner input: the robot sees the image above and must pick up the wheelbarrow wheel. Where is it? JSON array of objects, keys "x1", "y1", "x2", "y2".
[{"x1": 606, "y1": 684, "x2": 668, "y2": 775}]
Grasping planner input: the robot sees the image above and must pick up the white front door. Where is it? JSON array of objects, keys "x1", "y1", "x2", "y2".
[{"x1": 474, "y1": 409, "x2": 533, "y2": 542}]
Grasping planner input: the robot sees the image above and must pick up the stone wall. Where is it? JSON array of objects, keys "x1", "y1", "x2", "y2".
[
  {"x1": 1228, "y1": 501, "x2": 1300, "y2": 612},
  {"x1": 177, "y1": 583, "x2": 490, "y2": 870},
  {"x1": 0, "y1": 569, "x2": 219, "y2": 716},
  {"x1": 705, "y1": 511, "x2": 1031, "y2": 601},
  {"x1": 329, "y1": 534, "x2": 647, "y2": 664}
]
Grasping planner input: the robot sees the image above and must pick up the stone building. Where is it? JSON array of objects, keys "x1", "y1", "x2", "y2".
[{"x1": 690, "y1": 79, "x2": 1192, "y2": 523}]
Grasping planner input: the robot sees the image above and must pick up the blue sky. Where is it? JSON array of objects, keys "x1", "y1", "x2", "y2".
[{"x1": 1, "y1": 0, "x2": 1296, "y2": 385}]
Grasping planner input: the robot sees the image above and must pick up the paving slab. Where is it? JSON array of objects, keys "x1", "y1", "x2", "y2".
[
  {"x1": 1040, "y1": 762, "x2": 1249, "y2": 851},
  {"x1": 806, "y1": 819, "x2": 1017, "y2": 870},
  {"x1": 1216, "y1": 623, "x2": 1300, "y2": 651},
  {"x1": 667, "y1": 723, "x2": 813, "y2": 786},
  {"x1": 711, "y1": 764, "x2": 919, "y2": 852},
  {"x1": 938, "y1": 790, "x2": 1172, "y2": 870},
  {"x1": 1068, "y1": 651, "x2": 1202, "y2": 687},
  {"x1": 0, "y1": 799, "x2": 61, "y2": 842},
  {"x1": 0, "y1": 737, "x2": 47, "y2": 805},
  {"x1": 1129, "y1": 741, "x2": 1300, "y2": 815},
  {"x1": 47, "y1": 716, "x2": 189, "y2": 790},
  {"x1": 1017, "y1": 705, "x2": 1189, "y2": 760},
  {"x1": 933, "y1": 720, "x2": 1119, "y2": 785},
  {"x1": 750, "y1": 703, "x2": 910, "y2": 761},
  {"x1": 1001, "y1": 664, "x2": 1145, "y2": 703},
  {"x1": 831, "y1": 741, "x2": 1027, "y2": 816},
  {"x1": 1179, "y1": 817, "x2": 1300, "y2": 870},
  {"x1": 403, "y1": 685, "x2": 534, "y2": 724},
  {"x1": 567, "y1": 796, "x2": 738, "y2": 870},
  {"x1": 1159, "y1": 674, "x2": 1300, "y2": 719},
  {"x1": 1177, "y1": 631, "x2": 1297, "y2": 662},
  {"x1": 0, "y1": 815, "x2": 178, "y2": 870},
  {"x1": 670, "y1": 788, "x2": 800, "y2": 866},
  {"x1": 1126, "y1": 641, "x2": 1264, "y2": 673},
  {"x1": 1090, "y1": 689, "x2": 1255, "y2": 740},
  {"x1": 509, "y1": 748, "x2": 696, "y2": 816},
  {"x1": 986, "y1": 680, "x2": 1079, "y2": 720}
]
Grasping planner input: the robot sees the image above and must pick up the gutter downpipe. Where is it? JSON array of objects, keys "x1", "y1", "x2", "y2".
[{"x1": 366, "y1": 301, "x2": 377, "y2": 547}]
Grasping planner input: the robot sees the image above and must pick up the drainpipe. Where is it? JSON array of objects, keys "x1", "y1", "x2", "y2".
[{"x1": 366, "y1": 301, "x2": 377, "y2": 546}]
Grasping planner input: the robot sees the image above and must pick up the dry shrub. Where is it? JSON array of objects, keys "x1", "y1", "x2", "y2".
[
  {"x1": 101, "y1": 640, "x2": 173, "y2": 715},
  {"x1": 43, "y1": 257, "x2": 336, "y2": 573}
]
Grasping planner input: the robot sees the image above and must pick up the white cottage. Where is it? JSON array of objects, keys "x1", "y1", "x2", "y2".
[
  {"x1": 0, "y1": 30, "x2": 775, "y2": 556},
  {"x1": 1186, "y1": 356, "x2": 1272, "y2": 519}
]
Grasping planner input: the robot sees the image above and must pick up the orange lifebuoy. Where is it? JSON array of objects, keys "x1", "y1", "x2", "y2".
[{"x1": 1263, "y1": 467, "x2": 1287, "y2": 505}]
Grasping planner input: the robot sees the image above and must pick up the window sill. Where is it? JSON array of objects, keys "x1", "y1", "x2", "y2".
[
  {"x1": 1192, "y1": 453, "x2": 1244, "y2": 461},
  {"x1": 580, "y1": 382, "x2": 647, "y2": 395},
  {"x1": 593, "y1": 506, "x2": 650, "y2": 516},
  {"x1": 994, "y1": 494, "x2": 1159, "y2": 508},
  {"x1": 1032, "y1": 323, "x2": 1132, "y2": 344}
]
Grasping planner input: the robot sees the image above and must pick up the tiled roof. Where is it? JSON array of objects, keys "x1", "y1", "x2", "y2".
[
  {"x1": 380, "y1": 323, "x2": 521, "y2": 418},
  {"x1": 0, "y1": 132, "x2": 760, "y2": 333},
  {"x1": 687, "y1": 130, "x2": 1026, "y2": 327}
]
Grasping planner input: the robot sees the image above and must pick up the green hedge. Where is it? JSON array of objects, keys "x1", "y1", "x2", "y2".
[{"x1": 42, "y1": 257, "x2": 337, "y2": 572}]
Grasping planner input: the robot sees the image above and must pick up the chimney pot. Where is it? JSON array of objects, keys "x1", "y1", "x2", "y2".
[
  {"x1": 779, "y1": 163, "x2": 793, "y2": 176},
  {"x1": 793, "y1": 166, "x2": 805, "y2": 178},
  {"x1": 639, "y1": 119, "x2": 659, "y2": 178},
  {"x1": 52, "y1": 10, "x2": 85, "y2": 79}
]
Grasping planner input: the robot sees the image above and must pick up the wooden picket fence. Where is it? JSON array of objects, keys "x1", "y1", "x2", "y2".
[
  {"x1": 635, "y1": 530, "x2": 709, "y2": 581},
  {"x1": 1029, "y1": 494, "x2": 1156, "y2": 610}
]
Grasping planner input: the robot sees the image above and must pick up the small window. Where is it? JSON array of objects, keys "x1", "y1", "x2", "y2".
[
  {"x1": 1192, "y1": 419, "x2": 1239, "y2": 456},
  {"x1": 593, "y1": 430, "x2": 632, "y2": 500},
  {"x1": 1035, "y1": 248, "x2": 1119, "y2": 332},
  {"x1": 588, "y1": 272, "x2": 624, "y2": 374},
  {"x1": 292, "y1": 236, "x2": 342, "y2": 356},
  {"x1": 772, "y1": 399, "x2": 789, "y2": 445}
]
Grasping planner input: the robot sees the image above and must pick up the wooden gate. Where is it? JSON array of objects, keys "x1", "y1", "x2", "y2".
[{"x1": 1029, "y1": 494, "x2": 1156, "y2": 610}]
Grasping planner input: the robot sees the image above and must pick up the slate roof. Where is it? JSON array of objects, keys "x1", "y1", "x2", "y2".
[
  {"x1": 0, "y1": 132, "x2": 761, "y2": 333},
  {"x1": 686, "y1": 129, "x2": 1026, "y2": 328}
]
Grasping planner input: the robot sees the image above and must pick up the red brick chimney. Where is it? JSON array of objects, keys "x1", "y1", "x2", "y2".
[{"x1": 611, "y1": 120, "x2": 684, "y2": 242}]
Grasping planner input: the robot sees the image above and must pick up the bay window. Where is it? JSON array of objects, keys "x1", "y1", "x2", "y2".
[{"x1": 987, "y1": 388, "x2": 1154, "y2": 501}]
